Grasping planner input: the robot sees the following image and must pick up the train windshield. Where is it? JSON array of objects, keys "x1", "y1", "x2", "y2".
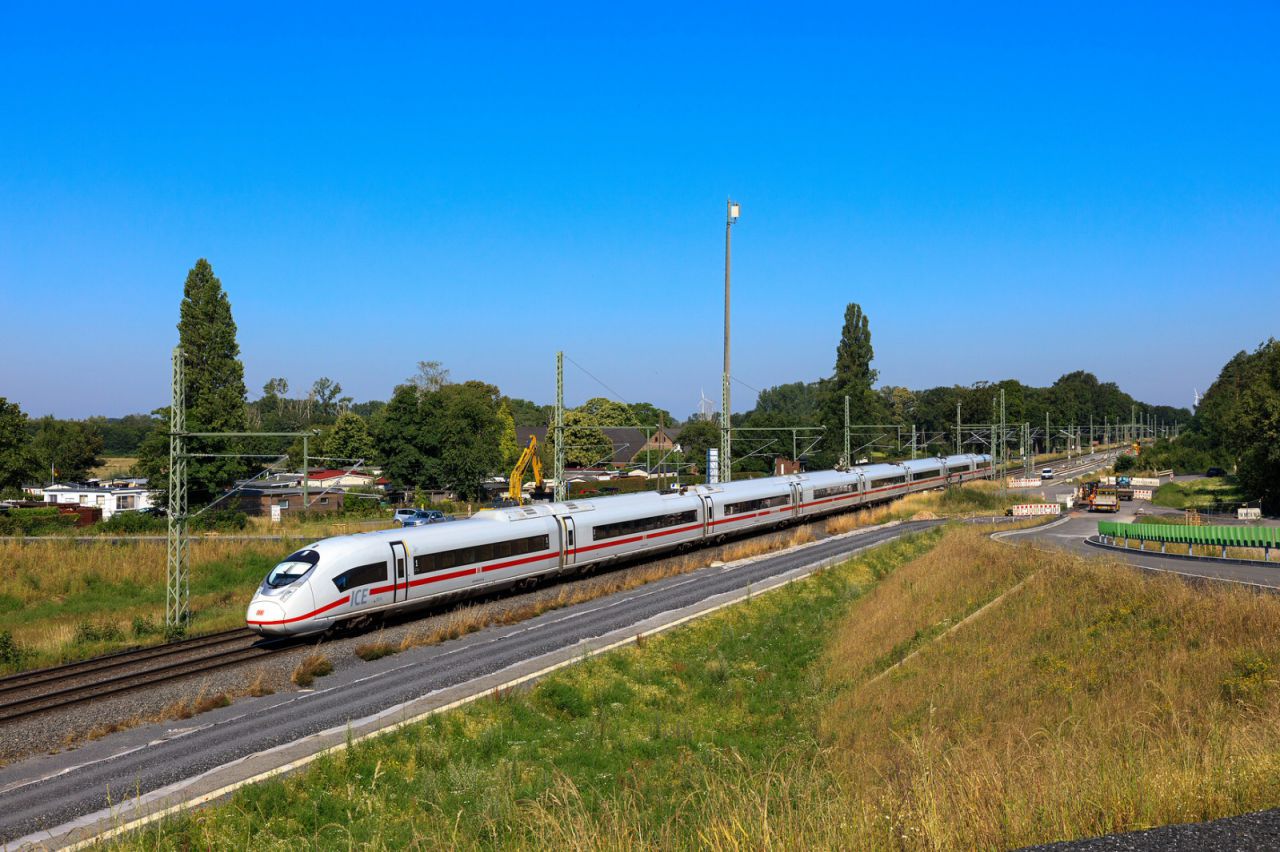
[{"x1": 265, "y1": 549, "x2": 320, "y2": 588}]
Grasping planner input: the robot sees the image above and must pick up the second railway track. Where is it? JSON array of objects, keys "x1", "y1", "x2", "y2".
[{"x1": 0, "y1": 628, "x2": 297, "y2": 724}]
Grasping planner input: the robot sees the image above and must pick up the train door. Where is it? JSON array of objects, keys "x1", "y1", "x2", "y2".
[
  {"x1": 558, "y1": 516, "x2": 577, "y2": 569},
  {"x1": 789, "y1": 482, "x2": 803, "y2": 517},
  {"x1": 389, "y1": 541, "x2": 408, "y2": 603},
  {"x1": 700, "y1": 495, "x2": 714, "y2": 536}
]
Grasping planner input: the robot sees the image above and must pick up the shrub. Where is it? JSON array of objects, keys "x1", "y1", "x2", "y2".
[
  {"x1": 0, "y1": 508, "x2": 78, "y2": 535},
  {"x1": 98, "y1": 511, "x2": 167, "y2": 534},
  {"x1": 74, "y1": 621, "x2": 125, "y2": 644},
  {"x1": 0, "y1": 630, "x2": 25, "y2": 667},
  {"x1": 132, "y1": 615, "x2": 162, "y2": 637},
  {"x1": 1114, "y1": 454, "x2": 1138, "y2": 472}
]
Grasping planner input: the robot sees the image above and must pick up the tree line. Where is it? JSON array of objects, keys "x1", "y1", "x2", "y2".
[
  {"x1": 1138, "y1": 339, "x2": 1280, "y2": 511},
  {"x1": 0, "y1": 258, "x2": 1200, "y2": 504}
]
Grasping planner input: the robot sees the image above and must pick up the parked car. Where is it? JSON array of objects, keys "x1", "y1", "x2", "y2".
[
  {"x1": 1206, "y1": 467, "x2": 1227, "y2": 477},
  {"x1": 400, "y1": 509, "x2": 448, "y2": 526},
  {"x1": 393, "y1": 508, "x2": 419, "y2": 525}
]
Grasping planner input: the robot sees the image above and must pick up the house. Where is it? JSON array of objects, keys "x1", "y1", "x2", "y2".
[
  {"x1": 231, "y1": 487, "x2": 344, "y2": 518},
  {"x1": 42, "y1": 482, "x2": 156, "y2": 520},
  {"x1": 514, "y1": 426, "x2": 683, "y2": 469},
  {"x1": 304, "y1": 469, "x2": 389, "y2": 490}
]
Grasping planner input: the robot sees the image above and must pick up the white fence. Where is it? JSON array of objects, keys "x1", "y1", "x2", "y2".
[
  {"x1": 1010, "y1": 503, "x2": 1062, "y2": 517},
  {"x1": 1240, "y1": 508, "x2": 1263, "y2": 520},
  {"x1": 1008, "y1": 478, "x2": 1042, "y2": 488}
]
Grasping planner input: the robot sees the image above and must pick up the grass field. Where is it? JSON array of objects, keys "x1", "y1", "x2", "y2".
[
  {"x1": 114, "y1": 525, "x2": 1280, "y2": 850},
  {"x1": 1152, "y1": 477, "x2": 1245, "y2": 510},
  {"x1": 89, "y1": 457, "x2": 139, "y2": 479},
  {"x1": 0, "y1": 538, "x2": 291, "y2": 671}
]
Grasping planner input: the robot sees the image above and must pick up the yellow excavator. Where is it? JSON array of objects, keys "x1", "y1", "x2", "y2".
[{"x1": 507, "y1": 435, "x2": 548, "y2": 505}]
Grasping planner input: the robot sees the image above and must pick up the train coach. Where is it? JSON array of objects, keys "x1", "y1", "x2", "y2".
[{"x1": 246, "y1": 453, "x2": 991, "y2": 636}]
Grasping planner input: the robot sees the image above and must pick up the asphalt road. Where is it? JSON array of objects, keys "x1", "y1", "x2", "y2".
[
  {"x1": 0, "y1": 518, "x2": 940, "y2": 847},
  {"x1": 997, "y1": 497, "x2": 1280, "y2": 590}
]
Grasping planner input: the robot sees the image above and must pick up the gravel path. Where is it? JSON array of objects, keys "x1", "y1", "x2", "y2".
[{"x1": 1019, "y1": 809, "x2": 1280, "y2": 851}]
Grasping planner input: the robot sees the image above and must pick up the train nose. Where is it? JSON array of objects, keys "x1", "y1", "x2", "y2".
[{"x1": 247, "y1": 599, "x2": 286, "y2": 633}]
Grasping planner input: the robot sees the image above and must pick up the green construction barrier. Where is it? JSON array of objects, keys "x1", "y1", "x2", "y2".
[{"x1": 1097, "y1": 521, "x2": 1277, "y2": 553}]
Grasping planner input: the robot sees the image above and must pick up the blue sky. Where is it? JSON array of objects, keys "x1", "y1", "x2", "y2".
[{"x1": 1, "y1": 3, "x2": 1276, "y2": 419}]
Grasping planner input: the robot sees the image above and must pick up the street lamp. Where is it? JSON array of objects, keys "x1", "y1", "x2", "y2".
[{"x1": 721, "y1": 199, "x2": 740, "y2": 483}]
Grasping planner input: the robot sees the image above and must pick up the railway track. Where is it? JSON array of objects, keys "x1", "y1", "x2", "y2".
[{"x1": 0, "y1": 628, "x2": 295, "y2": 724}]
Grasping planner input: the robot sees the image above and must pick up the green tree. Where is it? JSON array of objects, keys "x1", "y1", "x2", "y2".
[
  {"x1": 28, "y1": 417, "x2": 104, "y2": 481},
  {"x1": 311, "y1": 377, "x2": 343, "y2": 419},
  {"x1": 498, "y1": 402, "x2": 521, "y2": 470},
  {"x1": 0, "y1": 398, "x2": 36, "y2": 492},
  {"x1": 629, "y1": 402, "x2": 675, "y2": 427},
  {"x1": 503, "y1": 397, "x2": 552, "y2": 427},
  {"x1": 557, "y1": 411, "x2": 614, "y2": 468},
  {"x1": 137, "y1": 259, "x2": 249, "y2": 503},
  {"x1": 577, "y1": 397, "x2": 639, "y2": 426},
  {"x1": 675, "y1": 418, "x2": 719, "y2": 475},
  {"x1": 375, "y1": 386, "x2": 428, "y2": 488},
  {"x1": 407, "y1": 360, "x2": 450, "y2": 393},
  {"x1": 1229, "y1": 341, "x2": 1280, "y2": 511},
  {"x1": 323, "y1": 412, "x2": 377, "y2": 465},
  {"x1": 817, "y1": 303, "x2": 883, "y2": 466},
  {"x1": 423, "y1": 381, "x2": 505, "y2": 500}
]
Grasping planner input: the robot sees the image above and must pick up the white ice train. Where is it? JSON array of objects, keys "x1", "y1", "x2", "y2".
[{"x1": 246, "y1": 453, "x2": 992, "y2": 636}]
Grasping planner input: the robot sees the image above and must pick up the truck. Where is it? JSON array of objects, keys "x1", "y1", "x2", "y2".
[
  {"x1": 1078, "y1": 481, "x2": 1120, "y2": 513},
  {"x1": 1093, "y1": 485, "x2": 1120, "y2": 512}
]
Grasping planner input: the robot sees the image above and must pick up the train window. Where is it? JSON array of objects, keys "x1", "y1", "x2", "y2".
[
  {"x1": 332, "y1": 561, "x2": 387, "y2": 592},
  {"x1": 414, "y1": 535, "x2": 551, "y2": 574},
  {"x1": 593, "y1": 509, "x2": 698, "y2": 541},
  {"x1": 950, "y1": 464, "x2": 970, "y2": 473},
  {"x1": 813, "y1": 483, "x2": 856, "y2": 499},
  {"x1": 265, "y1": 549, "x2": 320, "y2": 588},
  {"x1": 871, "y1": 475, "x2": 907, "y2": 486},
  {"x1": 913, "y1": 469, "x2": 940, "y2": 481},
  {"x1": 724, "y1": 495, "x2": 790, "y2": 516}
]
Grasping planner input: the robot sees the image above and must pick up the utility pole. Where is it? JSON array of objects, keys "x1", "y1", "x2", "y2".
[
  {"x1": 955, "y1": 402, "x2": 961, "y2": 454},
  {"x1": 554, "y1": 351, "x2": 566, "y2": 500},
  {"x1": 911, "y1": 424, "x2": 917, "y2": 460},
  {"x1": 721, "y1": 199, "x2": 739, "y2": 483},
  {"x1": 1045, "y1": 411, "x2": 1050, "y2": 456},
  {"x1": 843, "y1": 395, "x2": 850, "y2": 469},
  {"x1": 166, "y1": 347, "x2": 189, "y2": 635},
  {"x1": 999, "y1": 389, "x2": 1006, "y2": 471}
]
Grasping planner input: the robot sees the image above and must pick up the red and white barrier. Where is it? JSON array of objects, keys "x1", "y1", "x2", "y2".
[
  {"x1": 1133, "y1": 489, "x2": 1153, "y2": 500},
  {"x1": 1008, "y1": 478, "x2": 1042, "y2": 488},
  {"x1": 1010, "y1": 503, "x2": 1062, "y2": 517}
]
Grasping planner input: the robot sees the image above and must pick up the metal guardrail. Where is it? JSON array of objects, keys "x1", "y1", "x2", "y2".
[{"x1": 1098, "y1": 521, "x2": 1280, "y2": 559}]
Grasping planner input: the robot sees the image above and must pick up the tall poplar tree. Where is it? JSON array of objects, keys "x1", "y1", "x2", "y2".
[
  {"x1": 818, "y1": 302, "x2": 883, "y2": 466},
  {"x1": 138, "y1": 260, "x2": 249, "y2": 503},
  {"x1": 180, "y1": 259, "x2": 248, "y2": 502}
]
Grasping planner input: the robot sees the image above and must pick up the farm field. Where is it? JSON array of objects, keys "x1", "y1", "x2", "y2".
[{"x1": 113, "y1": 523, "x2": 1280, "y2": 849}]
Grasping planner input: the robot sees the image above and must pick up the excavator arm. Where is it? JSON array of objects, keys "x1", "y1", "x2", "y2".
[{"x1": 507, "y1": 435, "x2": 545, "y2": 505}]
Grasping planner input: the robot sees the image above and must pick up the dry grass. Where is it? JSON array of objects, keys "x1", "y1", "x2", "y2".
[
  {"x1": 816, "y1": 529, "x2": 1280, "y2": 849},
  {"x1": 291, "y1": 652, "x2": 333, "y2": 687},
  {"x1": 0, "y1": 538, "x2": 287, "y2": 669}
]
